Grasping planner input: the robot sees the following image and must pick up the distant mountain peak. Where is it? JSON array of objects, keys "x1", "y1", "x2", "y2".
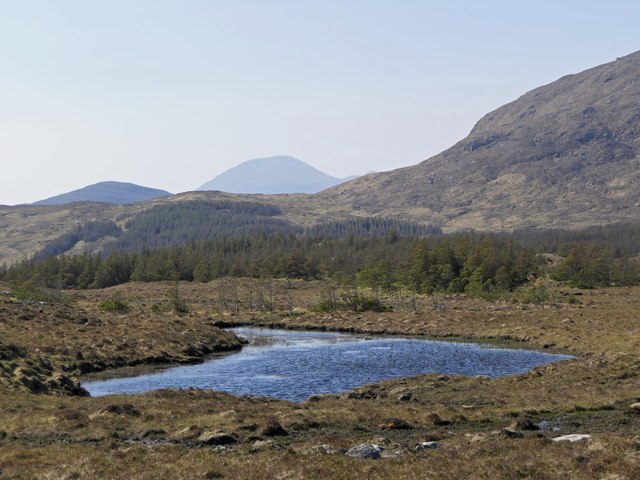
[
  {"x1": 198, "y1": 156, "x2": 359, "y2": 194},
  {"x1": 34, "y1": 181, "x2": 172, "y2": 206}
]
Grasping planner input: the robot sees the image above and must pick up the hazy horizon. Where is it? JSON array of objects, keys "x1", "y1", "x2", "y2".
[{"x1": 2, "y1": 0, "x2": 639, "y2": 205}]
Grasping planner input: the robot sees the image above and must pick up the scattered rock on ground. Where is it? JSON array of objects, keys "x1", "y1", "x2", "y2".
[
  {"x1": 346, "y1": 443, "x2": 382, "y2": 459},
  {"x1": 414, "y1": 441, "x2": 439, "y2": 451},
  {"x1": 552, "y1": 434, "x2": 592, "y2": 443}
]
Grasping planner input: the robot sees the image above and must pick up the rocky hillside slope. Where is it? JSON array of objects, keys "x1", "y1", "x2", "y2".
[{"x1": 319, "y1": 51, "x2": 640, "y2": 231}]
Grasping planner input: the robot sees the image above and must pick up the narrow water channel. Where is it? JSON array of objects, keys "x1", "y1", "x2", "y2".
[{"x1": 83, "y1": 327, "x2": 573, "y2": 402}]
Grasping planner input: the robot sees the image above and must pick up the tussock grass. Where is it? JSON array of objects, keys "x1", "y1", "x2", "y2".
[{"x1": 1, "y1": 282, "x2": 640, "y2": 478}]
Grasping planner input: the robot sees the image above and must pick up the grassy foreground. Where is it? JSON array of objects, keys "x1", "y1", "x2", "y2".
[{"x1": 1, "y1": 280, "x2": 639, "y2": 479}]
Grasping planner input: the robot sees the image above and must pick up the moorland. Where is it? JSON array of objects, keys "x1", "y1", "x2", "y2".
[
  {"x1": 1, "y1": 276, "x2": 639, "y2": 479},
  {"x1": 2, "y1": 51, "x2": 640, "y2": 479}
]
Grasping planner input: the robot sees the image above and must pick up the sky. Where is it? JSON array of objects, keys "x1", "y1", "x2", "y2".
[{"x1": 1, "y1": 0, "x2": 639, "y2": 205}]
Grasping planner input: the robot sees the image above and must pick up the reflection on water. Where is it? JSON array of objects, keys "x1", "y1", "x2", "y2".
[{"x1": 83, "y1": 327, "x2": 573, "y2": 402}]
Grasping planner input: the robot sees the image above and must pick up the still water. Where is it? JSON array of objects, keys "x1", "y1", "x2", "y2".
[{"x1": 83, "y1": 327, "x2": 573, "y2": 402}]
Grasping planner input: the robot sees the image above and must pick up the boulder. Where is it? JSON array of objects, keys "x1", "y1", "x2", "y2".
[
  {"x1": 552, "y1": 434, "x2": 591, "y2": 443},
  {"x1": 346, "y1": 443, "x2": 382, "y2": 459}
]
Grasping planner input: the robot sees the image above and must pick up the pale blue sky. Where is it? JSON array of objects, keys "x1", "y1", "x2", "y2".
[{"x1": 1, "y1": 0, "x2": 639, "y2": 204}]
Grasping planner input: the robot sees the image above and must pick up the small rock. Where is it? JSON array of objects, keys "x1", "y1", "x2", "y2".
[
  {"x1": 628, "y1": 403, "x2": 640, "y2": 413},
  {"x1": 552, "y1": 434, "x2": 591, "y2": 443},
  {"x1": 414, "y1": 441, "x2": 439, "y2": 451},
  {"x1": 198, "y1": 432, "x2": 239, "y2": 446},
  {"x1": 346, "y1": 443, "x2": 382, "y2": 459},
  {"x1": 502, "y1": 427, "x2": 524, "y2": 439}
]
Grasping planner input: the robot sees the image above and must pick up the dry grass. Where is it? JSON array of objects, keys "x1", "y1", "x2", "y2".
[{"x1": 1, "y1": 281, "x2": 640, "y2": 479}]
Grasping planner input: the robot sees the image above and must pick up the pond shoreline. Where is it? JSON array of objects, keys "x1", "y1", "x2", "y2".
[
  {"x1": 213, "y1": 318, "x2": 576, "y2": 355},
  {"x1": 82, "y1": 326, "x2": 574, "y2": 401},
  {"x1": 79, "y1": 319, "x2": 575, "y2": 390}
]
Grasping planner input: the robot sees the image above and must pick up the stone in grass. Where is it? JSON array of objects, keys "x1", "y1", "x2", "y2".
[
  {"x1": 346, "y1": 443, "x2": 382, "y2": 459},
  {"x1": 198, "y1": 431, "x2": 240, "y2": 446},
  {"x1": 414, "y1": 441, "x2": 439, "y2": 451},
  {"x1": 552, "y1": 434, "x2": 591, "y2": 443},
  {"x1": 628, "y1": 403, "x2": 640, "y2": 413}
]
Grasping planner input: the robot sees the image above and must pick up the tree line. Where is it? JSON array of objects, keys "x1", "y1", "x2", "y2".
[
  {"x1": 2, "y1": 232, "x2": 541, "y2": 296},
  {"x1": 3, "y1": 218, "x2": 640, "y2": 298},
  {"x1": 30, "y1": 200, "x2": 441, "y2": 260}
]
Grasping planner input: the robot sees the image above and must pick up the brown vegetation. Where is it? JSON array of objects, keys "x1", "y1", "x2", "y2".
[{"x1": 0, "y1": 280, "x2": 639, "y2": 479}]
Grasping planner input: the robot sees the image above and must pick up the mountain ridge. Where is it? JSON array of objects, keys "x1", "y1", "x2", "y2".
[
  {"x1": 2, "y1": 52, "x2": 640, "y2": 265},
  {"x1": 34, "y1": 181, "x2": 172, "y2": 206},
  {"x1": 318, "y1": 50, "x2": 640, "y2": 231}
]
